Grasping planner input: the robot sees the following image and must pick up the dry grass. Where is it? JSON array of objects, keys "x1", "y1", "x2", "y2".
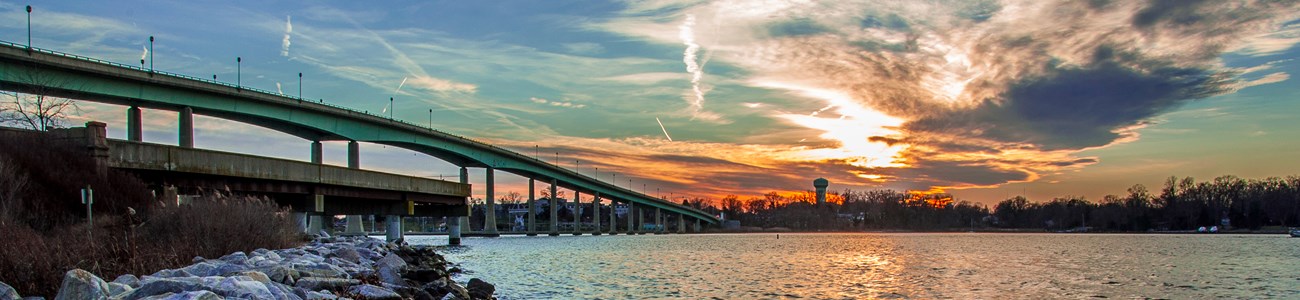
[{"x1": 0, "y1": 131, "x2": 303, "y2": 297}]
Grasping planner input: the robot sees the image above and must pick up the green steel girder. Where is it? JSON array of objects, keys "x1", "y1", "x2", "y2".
[{"x1": 0, "y1": 42, "x2": 718, "y2": 224}]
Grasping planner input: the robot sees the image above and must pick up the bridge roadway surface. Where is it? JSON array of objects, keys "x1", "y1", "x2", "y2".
[{"x1": 0, "y1": 41, "x2": 719, "y2": 225}]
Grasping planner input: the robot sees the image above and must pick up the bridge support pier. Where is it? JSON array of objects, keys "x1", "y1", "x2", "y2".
[
  {"x1": 178, "y1": 106, "x2": 193, "y2": 148},
  {"x1": 307, "y1": 215, "x2": 324, "y2": 235},
  {"x1": 310, "y1": 141, "x2": 322, "y2": 164},
  {"x1": 626, "y1": 202, "x2": 634, "y2": 235},
  {"x1": 609, "y1": 200, "x2": 618, "y2": 235},
  {"x1": 385, "y1": 215, "x2": 402, "y2": 243},
  {"x1": 457, "y1": 167, "x2": 469, "y2": 241},
  {"x1": 527, "y1": 179, "x2": 537, "y2": 236},
  {"x1": 572, "y1": 191, "x2": 582, "y2": 236},
  {"x1": 126, "y1": 106, "x2": 142, "y2": 142},
  {"x1": 347, "y1": 141, "x2": 360, "y2": 169},
  {"x1": 678, "y1": 214, "x2": 685, "y2": 234},
  {"x1": 655, "y1": 208, "x2": 662, "y2": 234},
  {"x1": 484, "y1": 167, "x2": 498, "y2": 236},
  {"x1": 293, "y1": 212, "x2": 308, "y2": 234},
  {"x1": 592, "y1": 193, "x2": 601, "y2": 235},
  {"x1": 448, "y1": 217, "x2": 462, "y2": 245},
  {"x1": 695, "y1": 219, "x2": 701, "y2": 233},
  {"x1": 344, "y1": 215, "x2": 366, "y2": 235},
  {"x1": 548, "y1": 179, "x2": 558, "y2": 236}
]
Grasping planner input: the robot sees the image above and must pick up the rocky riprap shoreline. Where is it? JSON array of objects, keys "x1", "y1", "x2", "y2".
[{"x1": 0, "y1": 234, "x2": 495, "y2": 300}]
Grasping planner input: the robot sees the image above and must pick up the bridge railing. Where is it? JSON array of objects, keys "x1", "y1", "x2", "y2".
[{"x1": 0, "y1": 41, "x2": 713, "y2": 220}]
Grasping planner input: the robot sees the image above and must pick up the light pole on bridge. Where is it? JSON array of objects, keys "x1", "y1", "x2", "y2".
[
  {"x1": 148, "y1": 36, "x2": 154, "y2": 72},
  {"x1": 236, "y1": 57, "x2": 242, "y2": 89},
  {"x1": 25, "y1": 5, "x2": 31, "y2": 50},
  {"x1": 428, "y1": 109, "x2": 433, "y2": 128},
  {"x1": 389, "y1": 97, "x2": 394, "y2": 119},
  {"x1": 298, "y1": 72, "x2": 303, "y2": 101}
]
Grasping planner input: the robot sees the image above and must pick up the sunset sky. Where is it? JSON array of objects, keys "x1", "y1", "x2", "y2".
[{"x1": 5, "y1": 1, "x2": 1299, "y2": 205}]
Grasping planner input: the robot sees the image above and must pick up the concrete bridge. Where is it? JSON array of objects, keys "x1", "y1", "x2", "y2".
[{"x1": 0, "y1": 41, "x2": 719, "y2": 243}]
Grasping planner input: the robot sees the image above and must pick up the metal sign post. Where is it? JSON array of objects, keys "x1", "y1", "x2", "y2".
[{"x1": 81, "y1": 185, "x2": 93, "y2": 236}]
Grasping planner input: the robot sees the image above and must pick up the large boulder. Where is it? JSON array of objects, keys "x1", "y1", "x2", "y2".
[
  {"x1": 120, "y1": 278, "x2": 206, "y2": 300},
  {"x1": 0, "y1": 281, "x2": 20, "y2": 300},
  {"x1": 466, "y1": 278, "x2": 494, "y2": 300},
  {"x1": 54, "y1": 269, "x2": 111, "y2": 300},
  {"x1": 292, "y1": 278, "x2": 358, "y2": 291},
  {"x1": 332, "y1": 247, "x2": 362, "y2": 264},
  {"x1": 137, "y1": 290, "x2": 221, "y2": 300},
  {"x1": 376, "y1": 253, "x2": 408, "y2": 287},
  {"x1": 107, "y1": 282, "x2": 134, "y2": 298},
  {"x1": 112, "y1": 274, "x2": 141, "y2": 288},
  {"x1": 348, "y1": 284, "x2": 401, "y2": 300}
]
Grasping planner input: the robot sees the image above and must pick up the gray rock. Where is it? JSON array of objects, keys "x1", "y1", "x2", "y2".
[
  {"x1": 180, "y1": 262, "x2": 222, "y2": 277},
  {"x1": 210, "y1": 276, "x2": 275, "y2": 300},
  {"x1": 112, "y1": 275, "x2": 141, "y2": 288},
  {"x1": 0, "y1": 281, "x2": 20, "y2": 300},
  {"x1": 444, "y1": 281, "x2": 471, "y2": 300},
  {"x1": 466, "y1": 278, "x2": 494, "y2": 300},
  {"x1": 191, "y1": 256, "x2": 205, "y2": 264},
  {"x1": 292, "y1": 278, "x2": 358, "y2": 291},
  {"x1": 120, "y1": 278, "x2": 205, "y2": 300},
  {"x1": 264, "y1": 281, "x2": 302, "y2": 300},
  {"x1": 231, "y1": 271, "x2": 271, "y2": 284},
  {"x1": 149, "y1": 269, "x2": 194, "y2": 278},
  {"x1": 106, "y1": 282, "x2": 133, "y2": 298},
  {"x1": 20, "y1": 297, "x2": 42, "y2": 300},
  {"x1": 304, "y1": 290, "x2": 339, "y2": 300},
  {"x1": 220, "y1": 251, "x2": 249, "y2": 264},
  {"x1": 376, "y1": 253, "x2": 407, "y2": 287},
  {"x1": 53, "y1": 269, "x2": 111, "y2": 300},
  {"x1": 137, "y1": 291, "x2": 221, "y2": 300},
  {"x1": 332, "y1": 248, "x2": 362, "y2": 264},
  {"x1": 318, "y1": 230, "x2": 332, "y2": 239},
  {"x1": 348, "y1": 284, "x2": 401, "y2": 300},
  {"x1": 258, "y1": 265, "x2": 298, "y2": 285}
]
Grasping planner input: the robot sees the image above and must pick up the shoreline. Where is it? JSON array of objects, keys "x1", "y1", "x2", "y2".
[
  {"x1": 381, "y1": 229, "x2": 1294, "y2": 237},
  {"x1": 0, "y1": 234, "x2": 498, "y2": 300}
]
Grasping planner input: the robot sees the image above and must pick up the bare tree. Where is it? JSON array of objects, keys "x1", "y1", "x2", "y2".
[
  {"x1": 0, "y1": 67, "x2": 78, "y2": 130},
  {"x1": 0, "y1": 154, "x2": 29, "y2": 226},
  {"x1": 498, "y1": 191, "x2": 523, "y2": 205}
]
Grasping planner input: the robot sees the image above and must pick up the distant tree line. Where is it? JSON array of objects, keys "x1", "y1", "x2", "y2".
[{"x1": 681, "y1": 175, "x2": 1300, "y2": 232}]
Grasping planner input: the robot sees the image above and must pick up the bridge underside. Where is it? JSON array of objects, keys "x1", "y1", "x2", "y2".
[{"x1": 122, "y1": 169, "x2": 468, "y2": 217}]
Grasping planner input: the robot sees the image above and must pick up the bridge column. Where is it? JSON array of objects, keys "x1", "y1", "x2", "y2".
[
  {"x1": 483, "y1": 167, "x2": 498, "y2": 236},
  {"x1": 655, "y1": 208, "x2": 662, "y2": 234},
  {"x1": 385, "y1": 215, "x2": 402, "y2": 243},
  {"x1": 592, "y1": 193, "x2": 601, "y2": 235},
  {"x1": 293, "y1": 212, "x2": 308, "y2": 234},
  {"x1": 609, "y1": 200, "x2": 618, "y2": 235},
  {"x1": 347, "y1": 141, "x2": 360, "y2": 169},
  {"x1": 571, "y1": 191, "x2": 582, "y2": 236},
  {"x1": 626, "y1": 202, "x2": 634, "y2": 235},
  {"x1": 178, "y1": 106, "x2": 194, "y2": 148},
  {"x1": 527, "y1": 179, "x2": 537, "y2": 236},
  {"x1": 310, "y1": 141, "x2": 322, "y2": 164},
  {"x1": 344, "y1": 215, "x2": 365, "y2": 235},
  {"x1": 548, "y1": 179, "x2": 558, "y2": 236},
  {"x1": 307, "y1": 215, "x2": 324, "y2": 235},
  {"x1": 126, "y1": 106, "x2": 142, "y2": 142},
  {"x1": 678, "y1": 214, "x2": 685, "y2": 234},
  {"x1": 695, "y1": 218, "x2": 701, "y2": 233},
  {"x1": 449, "y1": 166, "x2": 468, "y2": 245}
]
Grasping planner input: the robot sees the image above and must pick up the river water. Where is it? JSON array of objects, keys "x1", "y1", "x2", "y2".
[{"x1": 405, "y1": 233, "x2": 1299, "y2": 299}]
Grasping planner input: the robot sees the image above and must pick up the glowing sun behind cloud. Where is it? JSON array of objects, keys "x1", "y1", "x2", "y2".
[{"x1": 756, "y1": 80, "x2": 908, "y2": 170}]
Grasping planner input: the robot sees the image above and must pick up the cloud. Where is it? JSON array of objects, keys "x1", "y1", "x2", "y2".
[
  {"x1": 408, "y1": 75, "x2": 476, "y2": 93},
  {"x1": 562, "y1": 42, "x2": 605, "y2": 55},
  {"x1": 528, "y1": 97, "x2": 585, "y2": 109},
  {"x1": 281, "y1": 15, "x2": 292, "y2": 56},
  {"x1": 596, "y1": 0, "x2": 1300, "y2": 194}
]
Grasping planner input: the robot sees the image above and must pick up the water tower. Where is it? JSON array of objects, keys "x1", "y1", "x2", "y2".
[{"x1": 814, "y1": 178, "x2": 829, "y2": 205}]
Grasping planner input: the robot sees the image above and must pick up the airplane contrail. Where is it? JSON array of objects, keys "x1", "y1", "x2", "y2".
[
  {"x1": 680, "y1": 14, "x2": 707, "y2": 116},
  {"x1": 276, "y1": 82, "x2": 283, "y2": 95},
  {"x1": 281, "y1": 15, "x2": 292, "y2": 57},
  {"x1": 383, "y1": 77, "x2": 409, "y2": 114},
  {"x1": 656, "y1": 117, "x2": 673, "y2": 141}
]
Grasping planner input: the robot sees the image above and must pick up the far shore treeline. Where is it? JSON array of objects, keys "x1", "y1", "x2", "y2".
[
  {"x1": 689, "y1": 175, "x2": 1300, "y2": 232},
  {"x1": 472, "y1": 176, "x2": 1300, "y2": 233}
]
